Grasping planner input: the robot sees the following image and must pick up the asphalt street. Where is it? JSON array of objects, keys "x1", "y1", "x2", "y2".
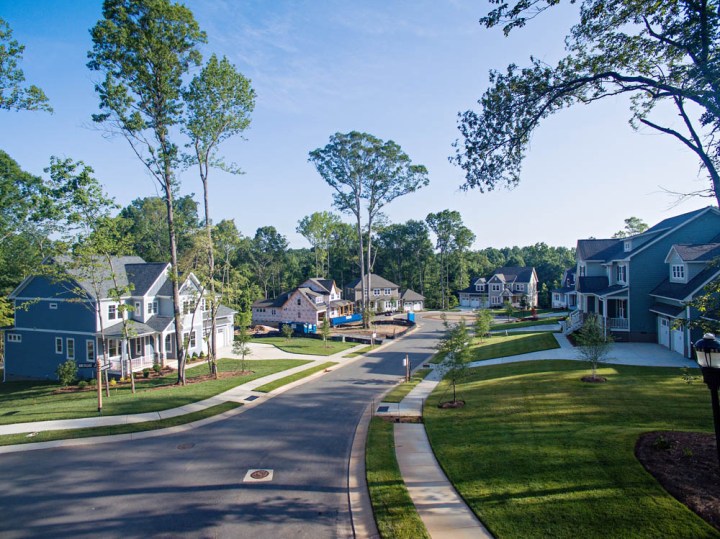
[{"x1": 0, "y1": 314, "x2": 445, "y2": 539}]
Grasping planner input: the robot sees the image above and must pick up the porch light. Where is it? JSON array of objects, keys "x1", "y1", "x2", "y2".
[{"x1": 694, "y1": 333, "x2": 720, "y2": 467}]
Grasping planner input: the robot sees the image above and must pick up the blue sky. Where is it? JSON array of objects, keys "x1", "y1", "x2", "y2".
[{"x1": 0, "y1": 0, "x2": 710, "y2": 249}]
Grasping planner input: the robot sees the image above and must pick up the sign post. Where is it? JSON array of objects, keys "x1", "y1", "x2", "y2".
[{"x1": 403, "y1": 354, "x2": 410, "y2": 382}]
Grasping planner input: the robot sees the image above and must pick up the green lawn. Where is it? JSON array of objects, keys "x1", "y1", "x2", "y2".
[
  {"x1": 431, "y1": 332, "x2": 559, "y2": 364},
  {"x1": 0, "y1": 359, "x2": 309, "y2": 424},
  {"x1": 424, "y1": 361, "x2": 719, "y2": 538},
  {"x1": 383, "y1": 369, "x2": 431, "y2": 403},
  {"x1": 366, "y1": 417, "x2": 430, "y2": 539},
  {"x1": 491, "y1": 316, "x2": 564, "y2": 331},
  {"x1": 256, "y1": 336, "x2": 356, "y2": 356},
  {"x1": 0, "y1": 401, "x2": 240, "y2": 446},
  {"x1": 254, "y1": 361, "x2": 336, "y2": 392}
]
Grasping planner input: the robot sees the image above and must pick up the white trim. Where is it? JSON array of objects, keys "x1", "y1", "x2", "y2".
[
  {"x1": 11, "y1": 327, "x2": 97, "y2": 336},
  {"x1": 7, "y1": 333, "x2": 21, "y2": 343},
  {"x1": 86, "y1": 340, "x2": 95, "y2": 361},
  {"x1": 55, "y1": 337, "x2": 63, "y2": 354},
  {"x1": 66, "y1": 338, "x2": 75, "y2": 360},
  {"x1": 11, "y1": 296, "x2": 94, "y2": 303}
]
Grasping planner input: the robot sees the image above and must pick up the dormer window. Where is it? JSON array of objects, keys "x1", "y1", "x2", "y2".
[
  {"x1": 671, "y1": 264, "x2": 685, "y2": 281},
  {"x1": 475, "y1": 284, "x2": 485, "y2": 292},
  {"x1": 579, "y1": 264, "x2": 586, "y2": 277},
  {"x1": 624, "y1": 240, "x2": 632, "y2": 252}
]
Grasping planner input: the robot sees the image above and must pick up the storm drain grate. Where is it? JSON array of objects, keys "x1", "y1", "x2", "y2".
[
  {"x1": 243, "y1": 469, "x2": 273, "y2": 483},
  {"x1": 245, "y1": 395, "x2": 259, "y2": 401},
  {"x1": 377, "y1": 406, "x2": 389, "y2": 413}
]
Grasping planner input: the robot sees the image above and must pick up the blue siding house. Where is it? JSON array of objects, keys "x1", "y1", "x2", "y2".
[
  {"x1": 4, "y1": 256, "x2": 235, "y2": 381},
  {"x1": 568, "y1": 207, "x2": 720, "y2": 357}
]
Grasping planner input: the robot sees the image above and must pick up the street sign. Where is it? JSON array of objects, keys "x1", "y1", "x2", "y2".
[{"x1": 100, "y1": 363, "x2": 111, "y2": 371}]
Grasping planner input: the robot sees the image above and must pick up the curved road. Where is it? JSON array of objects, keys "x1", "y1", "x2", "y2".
[{"x1": 0, "y1": 315, "x2": 445, "y2": 539}]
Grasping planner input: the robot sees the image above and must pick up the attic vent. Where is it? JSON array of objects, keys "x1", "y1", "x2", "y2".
[
  {"x1": 624, "y1": 240, "x2": 632, "y2": 252},
  {"x1": 49, "y1": 303, "x2": 58, "y2": 310}
]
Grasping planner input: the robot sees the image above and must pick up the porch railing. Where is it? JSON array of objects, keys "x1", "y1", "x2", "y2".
[
  {"x1": 102, "y1": 354, "x2": 157, "y2": 374},
  {"x1": 606, "y1": 317, "x2": 629, "y2": 330}
]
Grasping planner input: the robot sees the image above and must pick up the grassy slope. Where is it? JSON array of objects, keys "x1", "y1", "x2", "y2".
[
  {"x1": 0, "y1": 359, "x2": 309, "y2": 424},
  {"x1": 366, "y1": 417, "x2": 430, "y2": 539},
  {"x1": 424, "y1": 361, "x2": 719, "y2": 538},
  {"x1": 490, "y1": 316, "x2": 564, "y2": 331},
  {"x1": 256, "y1": 337, "x2": 355, "y2": 356},
  {"x1": 431, "y1": 332, "x2": 559, "y2": 364},
  {"x1": 0, "y1": 402, "x2": 240, "y2": 446}
]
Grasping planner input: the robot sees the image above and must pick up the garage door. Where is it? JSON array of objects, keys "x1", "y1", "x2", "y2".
[
  {"x1": 658, "y1": 317, "x2": 670, "y2": 348},
  {"x1": 671, "y1": 328, "x2": 685, "y2": 355},
  {"x1": 216, "y1": 328, "x2": 225, "y2": 348},
  {"x1": 470, "y1": 298, "x2": 480, "y2": 308}
]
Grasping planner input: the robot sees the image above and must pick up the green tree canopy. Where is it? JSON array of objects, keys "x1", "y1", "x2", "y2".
[
  {"x1": 612, "y1": 216, "x2": 649, "y2": 238},
  {"x1": 0, "y1": 17, "x2": 51, "y2": 112},
  {"x1": 453, "y1": 0, "x2": 720, "y2": 205}
]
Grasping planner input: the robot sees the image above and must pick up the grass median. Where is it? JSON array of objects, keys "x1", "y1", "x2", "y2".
[
  {"x1": 424, "y1": 360, "x2": 718, "y2": 538},
  {"x1": 0, "y1": 359, "x2": 309, "y2": 425},
  {"x1": 0, "y1": 401, "x2": 240, "y2": 447},
  {"x1": 254, "y1": 362, "x2": 336, "y2": 393},
  {"x1": 366, "y1": 417, "x2": 430, "y2": 539},
  {"x1": 431, "y1": 332, "x2": 559, "y2": 364},
  {"x1": 491, "y1": 316, "x2": 564, "y2": 331}
]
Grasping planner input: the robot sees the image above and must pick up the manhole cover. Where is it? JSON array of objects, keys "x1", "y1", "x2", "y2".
[
  {"x1": 377, "y1": 406, "x2": 389, "y2": 413},
  {"x1": 177, "y1": 442, "x2": 195, "y2": 450},
  {"x1": 245, "y1": 395, "x2": 259, "y2": 401},
  {"x1": 243, "y1": 469, "x2": 274, "y2": 483}
]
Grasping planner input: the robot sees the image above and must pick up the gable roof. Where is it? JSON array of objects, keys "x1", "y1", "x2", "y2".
[
  {"x1": 125, "y1": 263, "x2": 169, "y2": 296},
  {"x1": 253, "y1": 291, "x2": 291, "y2": 309},
  {"x1": 644, "y1": 207, "x2": 711, "y2": 234},
  {"x1": 670, "y1": 243, "x2": 720, "y2": 263},
  {"x1": 650, "y1": 265, "x2": 720, "y2": 302},
  {"x1": 305, "y1": 278, "x2": 335, "y2": 294},
  {"x1": 347, "y1": 274, "x2": 400, "y2": 290},
  {"x1": 576, "y1": 239, "x2": 621, "y2": 262},
  {"x1": 401, "y1": 289, "x2": 425, "y2": 301},
  {"x1": 48, "y1": 255, "x2": 148, "y2": 300},
  {"x1": 490, "y1": 267, "x2": 536, "y2": 284}
]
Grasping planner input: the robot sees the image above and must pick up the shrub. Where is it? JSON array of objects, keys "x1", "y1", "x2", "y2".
[
  {"x1": 142, "y1": 368, "x2": 151, "y2": 378},
  {"x1": 199, "y1": 351, "x2": 205, "y2": 359},
  {"x1": 56, "y1": 359, "x2": 78, "y2": 387},
  {"x1": 152, "y1": 363, "x2": 162, "y2": 374},
  {"x1": 89, "y1": 378, "x2": 97, "y2": 386},
  {"x1": 109, "y1": 378, "x2": 117, "y2": 387},
  {"x1": 77, "y1": 380, "x2": 88, "y2": 389},
  {"x1": 192, "y1": 352, "x2": 198, "y2": 359}
]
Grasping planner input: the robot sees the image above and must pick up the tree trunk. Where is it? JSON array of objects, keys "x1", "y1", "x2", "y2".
[
  {"x1": 356, "y1": 212, "x2": 367, "y2": 327},
  {"x1": 202, "y1": 171, "x2": 218, "y2": 379}
]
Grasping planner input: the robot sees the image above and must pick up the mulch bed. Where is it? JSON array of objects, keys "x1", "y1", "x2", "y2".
[
  {"x1": 55, "y1": 369, "x2": 253, "y2": 393},
  {"x1": 636, "y1": 431, "x2": 720, "y2": 531},
  {"x1": 438, "y1": 400, "x2": 465, "y2": 409}
]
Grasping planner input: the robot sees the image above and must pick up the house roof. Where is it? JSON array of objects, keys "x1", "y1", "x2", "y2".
[
  {"x1": 102, "y1": 319, "x2": 159, "y2": 338},
  {"x1": 551, "y1": 286, "x2": 576, "y2": 294},
  {"x1": 125, "y1": 263, "x2": 169, "y2": 296},
  {"x1": 50, "y1": 255, "x2": 165, "y2": 300},
  {"x1": 649, "y1": 265, "x2": 720, "y2": 301},
  {"x1": 304, "y1": 278, "x2": 335, "y2": 294},
  {"x1": 489, "y1": 267, "x2": 536, "y2": 284},
  {"x1": 649, "y1": 303, "x2": 686, "y2": 318},
  {"x1": 346, "y1": 274, "x2": 400, "y2": 290},
  {"x1": 576, "y1": 239, "x2": 620, "y2": 261},
  {"x1": 645, "y1": 207, "x2": 711, "y2": 234},
  {"x1": 253, "y1": 291, "x2": 291, "y2": 309},
  {"x1": 671, "y1": 243, "x2": 720, "y2": 263},
  {"x1": 577, "y1": 276, "x2": 609, "y2": 294},
  {"x1": 594, "y1": 285, "x2": 628, "y2": 298},
  {"x1": 401, "y1": 289, "x2": 425, "y2": 301}
]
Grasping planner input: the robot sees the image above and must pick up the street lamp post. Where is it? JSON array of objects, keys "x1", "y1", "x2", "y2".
[{"x1": 694, "y1": 333, "x2": 720, "y2": 467}]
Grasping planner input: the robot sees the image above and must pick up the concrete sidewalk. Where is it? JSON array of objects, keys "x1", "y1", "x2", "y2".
[{"x1": 0, "y1": 344, "x2": 366, "y2": 437}]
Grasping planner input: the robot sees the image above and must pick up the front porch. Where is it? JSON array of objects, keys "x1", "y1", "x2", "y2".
[{"x1": 565, "y1": 295, "x2": 629, "y2": 335}]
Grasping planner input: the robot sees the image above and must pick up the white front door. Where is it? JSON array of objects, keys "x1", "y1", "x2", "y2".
[
  {"x1": 658, "y1": 317, "x2": 670, "y2": 348},
  {"x1": 216, "y1": 328, "x2": 225, "y2": 348}
]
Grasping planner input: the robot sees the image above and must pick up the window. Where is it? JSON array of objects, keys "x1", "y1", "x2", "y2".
[
  {"x1": 86, "y1": 340, "x2": 95, "y2": 361},
  {"x1": 108, "y1": 339, "x2": 119, "y2": 357},
  {"x1": 55, "y1": 337, "x2": 63, "y2": 354},
  {"x1": 7, "y1": 333, "x2": 21, "y2": 343},
  {"x1": 135, "y1": 339, "x2": 143, "y2": 355},
  {"x1": 183, "y1": 332, "x2": 197, "y2": 349},
  {"x1": 624, "y1": 240, "x2": 632, "y2": 252},
  {"x1": 384, "y1": 288, "x2": 391, "y2": 295},
  {"x1": 66, "y1": 338, "x2": 75, "y2": 360},
  {"x1": 515, "y1": 284, "x2": 524, "y2": 291},
  {"x1": 201, "y1": 299, "x2": 207, "y2": 311},
  {"x1": 190, "y1": 331, "x2": 197, "y2": 348},
  {"x1": 373, "y1": 288, "x2": 381, "y2": 296},
  {"x1": 579, "y1": 265, "x2": 586, "y2": 276},
  {"x1": 616, "y1": 265, "x2": 627, "y2": 283},
  {"x1": 108, "y1": 304, "x2": 117, "y2": 320},
  {"x1": 491, "y1": 284, "x2": 501, "y2": 292},
  {"x1": 672, "y1": 265, "x2": 685, "y2": 280},
  {"x1": 147, "y1": 300, "x2": 158, "y2": 315},
  {"x1": 134, "y1": 301, "x2": 142, "y2": 315},
  {"x1": 491, "y1": 296, "x2": 501, "y2": 305},
  {"x1": 182, "y1": 300, "x2": 196, "y2": 314},
  {"x1": 49, "y1": 302, "x2": 57, "y2": 310},
  {"x1": 553, "y1": 294, "x2": 560, "y2": 301},
  {"x1": 297, "y1": 298, "x2": 302, "y2": 306}
]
